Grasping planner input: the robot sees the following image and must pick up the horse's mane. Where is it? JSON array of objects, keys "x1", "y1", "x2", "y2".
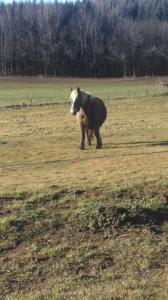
[{"x1": 80, "y1": 90, "x2": 91, "y2": 106}]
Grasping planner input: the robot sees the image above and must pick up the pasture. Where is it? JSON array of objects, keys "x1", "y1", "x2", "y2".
[
  {"x1": 0, "y1": 76, "x2": 166, "y2": 106},
  {"x1": 0, "y1": 77, "x2": 168, "y2": 299}
]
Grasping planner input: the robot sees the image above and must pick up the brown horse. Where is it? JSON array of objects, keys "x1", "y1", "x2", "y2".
[{"x1": 70, "y1": 87, "x2": 107, "y2": 149}]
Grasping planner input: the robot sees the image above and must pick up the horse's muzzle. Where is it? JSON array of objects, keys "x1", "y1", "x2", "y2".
[{"x1": 70, "y1": 111, "x2": 77, "y2": 116}]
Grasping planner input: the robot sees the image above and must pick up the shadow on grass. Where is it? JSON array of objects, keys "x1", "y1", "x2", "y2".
[
  {"x1": 82, "y1": 205, "x2": 168, "y2": 233},
  {"x1": 104, "y1": 140, "x2": 168, "y2": 149},
  {"x1": 129, "y1": 206, "x2": 168, "y2": 226},
  {"x1": 0, "y1": 141, "x2": 168, "y2": 170}
]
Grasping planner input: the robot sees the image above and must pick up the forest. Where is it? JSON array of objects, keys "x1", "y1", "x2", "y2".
[{"x1": 0, "y1": 0, "x2": 168, "y2": 77}]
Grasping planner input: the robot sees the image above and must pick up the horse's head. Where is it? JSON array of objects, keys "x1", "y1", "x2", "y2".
[{"x1": 69, "y1": 87, "x2": 81, "y2": 115}]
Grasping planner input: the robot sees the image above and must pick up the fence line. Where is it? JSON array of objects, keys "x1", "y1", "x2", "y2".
[{"x1": 0, "y1": 88, "x2": 167, "y2": 109}]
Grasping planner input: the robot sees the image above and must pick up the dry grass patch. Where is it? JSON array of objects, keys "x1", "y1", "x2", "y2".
[
  {"x1": 0, "y1": 92, "x2": 168, "y2": 299},
  {"x1": 0, "y1": 95, "x2": 168, "y2": 192}
]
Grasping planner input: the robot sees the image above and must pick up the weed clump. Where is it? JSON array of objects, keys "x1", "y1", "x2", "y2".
[
  {"x1": 80, "y1": 203, "x2": 168, "y2": 233},
  {"x1": 81, "y1": 206, "x2": 129, "y2": 233}
]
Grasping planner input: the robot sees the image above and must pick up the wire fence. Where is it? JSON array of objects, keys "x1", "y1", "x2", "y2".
[
  {"x1": 0, "y1": 96, "x2": 66, "y2": 108},
  {"x1": 0, "y1": 85, "x2": 167, "y2": 108}
]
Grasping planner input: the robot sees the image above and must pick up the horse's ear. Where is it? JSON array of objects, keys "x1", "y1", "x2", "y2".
[{"x1": 77, "y1": 87, "x2": 81, "y2": 94}]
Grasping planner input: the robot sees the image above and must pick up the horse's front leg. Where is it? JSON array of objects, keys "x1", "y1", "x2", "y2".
[{"x1": 80, "y1": 124, "x2": 86, "y2": 150}]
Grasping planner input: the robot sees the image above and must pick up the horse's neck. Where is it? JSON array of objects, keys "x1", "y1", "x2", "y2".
[{"x1": 80, "y1": 91, "x2": 89, "y2": 107}]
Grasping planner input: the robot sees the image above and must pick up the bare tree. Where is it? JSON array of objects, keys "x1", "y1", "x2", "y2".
[{"x1": 0, "y1": 0, "x2": 168, "y2": 77}]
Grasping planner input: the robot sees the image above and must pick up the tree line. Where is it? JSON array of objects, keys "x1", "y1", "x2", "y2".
[{"x1": 0, "y1": 0, "x2": 168, "y2": 77}]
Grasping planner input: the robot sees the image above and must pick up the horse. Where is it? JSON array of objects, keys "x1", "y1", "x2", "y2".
[{"x1": 69, "y1": 87, "x2": 107, "y2": 150}]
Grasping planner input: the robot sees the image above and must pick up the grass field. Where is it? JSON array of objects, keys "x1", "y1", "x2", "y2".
[
  {"x1": 0, "y1": 76, "x2": 166, "y2": 106},
  {"x1": 0, "y1": 77, "x2": 168, "y2": 299}
]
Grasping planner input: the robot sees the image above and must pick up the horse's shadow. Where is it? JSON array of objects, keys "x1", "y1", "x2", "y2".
[{"x1": 104, "y1": 140, "x2": 168, "y2": 149}]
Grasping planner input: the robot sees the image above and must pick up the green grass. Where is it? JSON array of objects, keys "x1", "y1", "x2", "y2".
[
  {"x1": 0, "y1": 76, "x2": 165, "y2": 106},
  {"x1": 0, "y1": 77, "x2": 168, "y2": 299}
]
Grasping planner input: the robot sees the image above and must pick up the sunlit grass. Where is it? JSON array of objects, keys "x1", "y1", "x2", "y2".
[
  {"x1": 0, "y1": 76, "x2": 164, "y2": 106},
  {"x1": 0, "y1": 93, "x2": 168, "y2": 192},
  {"x1": 1, "y1": 79, "x2": 168, "y2": 299}
]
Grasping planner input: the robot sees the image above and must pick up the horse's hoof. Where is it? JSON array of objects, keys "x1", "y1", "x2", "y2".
[
  {"x1": 80, "y1": 146, "x2": 85, "y2": 150},
  {"x1": 88, "y1": 142, "x2": 91, "y2": 146},
  {"x1": 96, "y1": 144, "x2": 102, "y2": 149}
]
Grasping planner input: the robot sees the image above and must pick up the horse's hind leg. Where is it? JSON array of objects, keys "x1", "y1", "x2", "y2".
[
  {"x1": 80, "y1": 124, "x2": 86, "y2": 150},
  {"x1": 86, "y1": 128, "x2": 92, "y2": 146},
  {"x1": 94, "y1": 127, "x2": 102, "y2": 149}
]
